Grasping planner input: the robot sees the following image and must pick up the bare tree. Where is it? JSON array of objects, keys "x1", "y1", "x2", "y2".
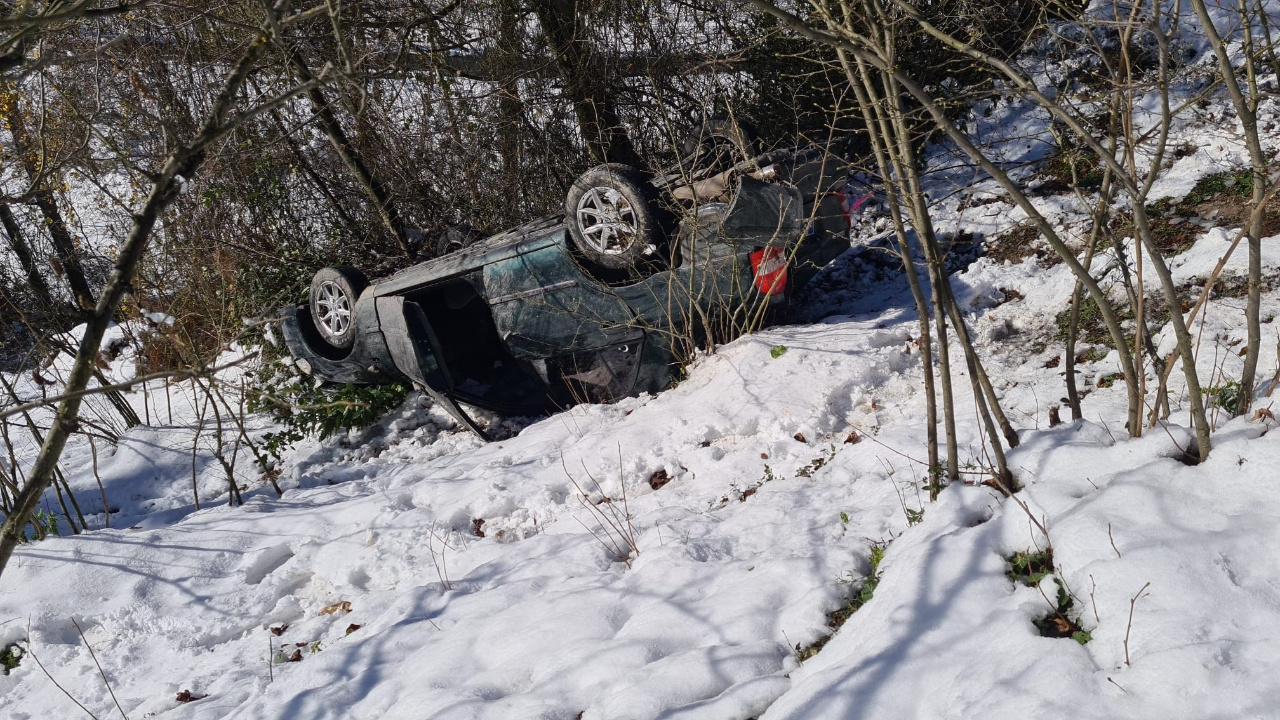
[
  {"x1": 1190, "y1": 0, "x2": 1269, "y2": 415},
  {"x1": 531, "y1": 0, "x2": 644, "y2": 167},
  {"x1": 0, "y1": 0, "x2": 337, "y2": 579},
  {"x1": 271, "y1": 20, "x2": 415, "y2": 258},
  {"x1": 0, "y1": 82, "x2": 97, "y2": 311},
  {"x1": 746, "y1": 0, "x2": 1236, "y2": 462}
]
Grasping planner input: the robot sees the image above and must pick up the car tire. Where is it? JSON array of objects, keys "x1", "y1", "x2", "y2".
[
  {"x1": 565, "y1": 164, "x2": 669, "y2": 271},
  {"x1": 435, "y1": 223, "x2": 484, "y2": 257},
  {"x1": 682, "y1": 116, "x2": 760, "y2": 173},
  {"x1": 309, "y1": 266, "x2": 369, "y2": 350}
]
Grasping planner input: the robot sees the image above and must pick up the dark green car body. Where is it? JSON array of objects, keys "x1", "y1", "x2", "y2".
[{"x1": 280, "y1": 145, "x2": 851, "y2": 435}]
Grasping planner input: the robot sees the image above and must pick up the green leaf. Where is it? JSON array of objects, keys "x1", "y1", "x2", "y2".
[
  {"x1": 770, "y1": 345, "x2": 787, "y2": 359},
  {"x1": 1, "y1": 643, "x2": 24, "y2": 672},
  {"x1": 859, "y1": 578, "x2": 877, "y2": 604},
  {"x1": 868, "y1": 545, "x2": 885, "y2": 573}
]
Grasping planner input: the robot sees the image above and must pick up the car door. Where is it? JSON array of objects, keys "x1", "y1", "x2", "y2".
[{"x1": 375, "y1": 294, "x2": 491, "y2": 439}]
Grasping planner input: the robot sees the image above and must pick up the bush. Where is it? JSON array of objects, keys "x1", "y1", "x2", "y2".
[
  {"x1": 1, "y1": 643, "x2": 23, "y2": 674},
  {"x1": 1182, "y1": 170, "x2": 1254, "y2": 206},
  {"x1": 247, "y1": 360, "x2": 409, "y2": 462}
]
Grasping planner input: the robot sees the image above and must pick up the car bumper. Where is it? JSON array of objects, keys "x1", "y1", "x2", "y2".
[{"x1": 279, "y1": 304, "x2": 400, "y2": 385}]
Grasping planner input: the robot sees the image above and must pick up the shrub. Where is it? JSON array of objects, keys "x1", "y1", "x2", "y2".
[
  {"x1": 0, "y1": 643, "x2": 23, "y2": 674},
  {"x1": 247, "y1": 360, "x2": 409, "y2": 461},
  {"x1": 796, "y1": 542, "x2": 888, "y2": 661},
  {"x1": 1182, "y1": 170, "x2": 1254, "y2": 206}
]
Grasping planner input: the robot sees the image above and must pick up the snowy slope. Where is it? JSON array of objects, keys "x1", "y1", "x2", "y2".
[{"x1": 4, "y1": 207, "x2": 1280, "y2": 718}]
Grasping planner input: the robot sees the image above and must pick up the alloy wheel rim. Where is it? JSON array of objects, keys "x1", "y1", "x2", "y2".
[
  {"x1": 576, "y1": 186, "x2": 638, "y2": 255},
  {"x1": 316, "y1": 281, "x2": 352, "y2": 338}
]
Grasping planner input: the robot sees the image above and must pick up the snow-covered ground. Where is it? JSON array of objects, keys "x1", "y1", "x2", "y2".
[
  {"x1": 5, "y1": 8, "x2": 1280, "y2": 719},
  {"x1": 4, "y1": 203, "x2": 1280, "y2": 717}
]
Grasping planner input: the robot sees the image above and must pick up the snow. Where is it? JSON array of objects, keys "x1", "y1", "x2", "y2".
[
  {"x1": 7, "y1": 212, "x2": 1280, "y2": 717},
  {"x1": 5, "y1": 6, "x2": 1280, "y2": 720},
  {"x1": 767, "y1": 420, "x2": 1280, "y2": 719}
]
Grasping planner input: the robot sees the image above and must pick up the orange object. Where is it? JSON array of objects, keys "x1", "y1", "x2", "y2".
[{"x1": 750, "y1": 247, "x2": 788, "y2": 296}]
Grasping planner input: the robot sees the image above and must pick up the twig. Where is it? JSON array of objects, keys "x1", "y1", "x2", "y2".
[
  {"x1": 1124, "y1": 582, "x2": 1151, "y2": 667},
  {"x1": 26, "y1": 622, "x2": 101, "y2": 720},
  {"x1": 561, "y1": 453, "x2": 638, "y2": 566},
  {"x1": 0, "y1": 357, "x2": 256, "y2": 423},
  {"x1": 71, "y1": 619, "x2": 128, "y2": 719},
  {"x1": 880, "y1": 457, "x2": 915, "y2": 525},
  {"x1": 1108, "y1": 523, "x2": 1122, "y2": 559},
  {"x1": 1267, "y1": 336, "x2": 1280, "y2": 397},
  {"x1": 426, "y1": 523, "x2": 452, "y2": 591},
  {"x1": 190, "y1": 385, "x2": 208, "y2": 512},
  {"x1": 87, "y1": 436, "x2": 109, "y2": 528},
  {"x1": 1089, "y1": 574, "x2": 1100, "y2": 624}
]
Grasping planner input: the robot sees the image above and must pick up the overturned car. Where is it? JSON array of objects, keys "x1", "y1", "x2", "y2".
[{"x1": 280, "y1": 135, "x2": 854, "y2": 437}]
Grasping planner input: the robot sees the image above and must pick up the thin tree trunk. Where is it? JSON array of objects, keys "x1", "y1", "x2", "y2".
[
  {"x1": 849, "y1": 49, "x2": 959, "y2": 480},
  {"x1": 0, "y1": 84, "x2": 96, "y2": 311},
  {"x1": 87, "y1": 435, "x2": 110, "y2": 528},
  {"x1": 0, "y1": 203, "x2": 56, "y2": 309},
  {"x1": 1129, "y1": 208, "x2": 1212, "y2": 459},
  {"x1": 531, "y1": 0, "x2": 642, "y2": 167},
  {"x1": 51, "y1": 468, "x2": 82, "y2": 534},
  {"x1": 276, "y1": 41, "x2": 414, "y2": 258},
  {"x1": 838, "y1": 50, "x2": 941, "y2": 489},
  {"x1": 1065, "y1": 224, "x2": 1103, "y2": 421},
  {"x1": 938, "y1": 276, "x2": 1018, "y2": 447},
  {"x1": 1191, "y1": 0, "x2": 1266, "y2": 414}
]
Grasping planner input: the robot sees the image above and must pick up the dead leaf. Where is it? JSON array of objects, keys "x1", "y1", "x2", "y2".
[
  {"x1": 760, "y1": 453, "x2": 769, "y2": 460},
  {"x1": 844, "y1": 430, "x2": 860, "y2": 445},
  {"x1": 794, "y1": 433, "x2": 807, "y2": 444},
  {"x1": 345, "y1": 624, "x2": 363, "y2": 636},
  {"x1": 320, "y1": 600, "x2": 352, "y2": 616},
  {"x1": 269, "y1": 624, "x2": 289, "y2": 636},
  {"x1": 472, "y1": 518, "x2": 485, "y2": 538},
  {"x1": 287, "y1": 649, "x2": 302, "y2": 662},
  {"x1": 648, "y1": 469, "x2": 671, "y2": 490},
  {"x1": 175, "y1": 690, "x2": 206, "y2": 703},
  {"x1": 1253, "y1": 408, "x2": 1276, "y2": 422}
]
